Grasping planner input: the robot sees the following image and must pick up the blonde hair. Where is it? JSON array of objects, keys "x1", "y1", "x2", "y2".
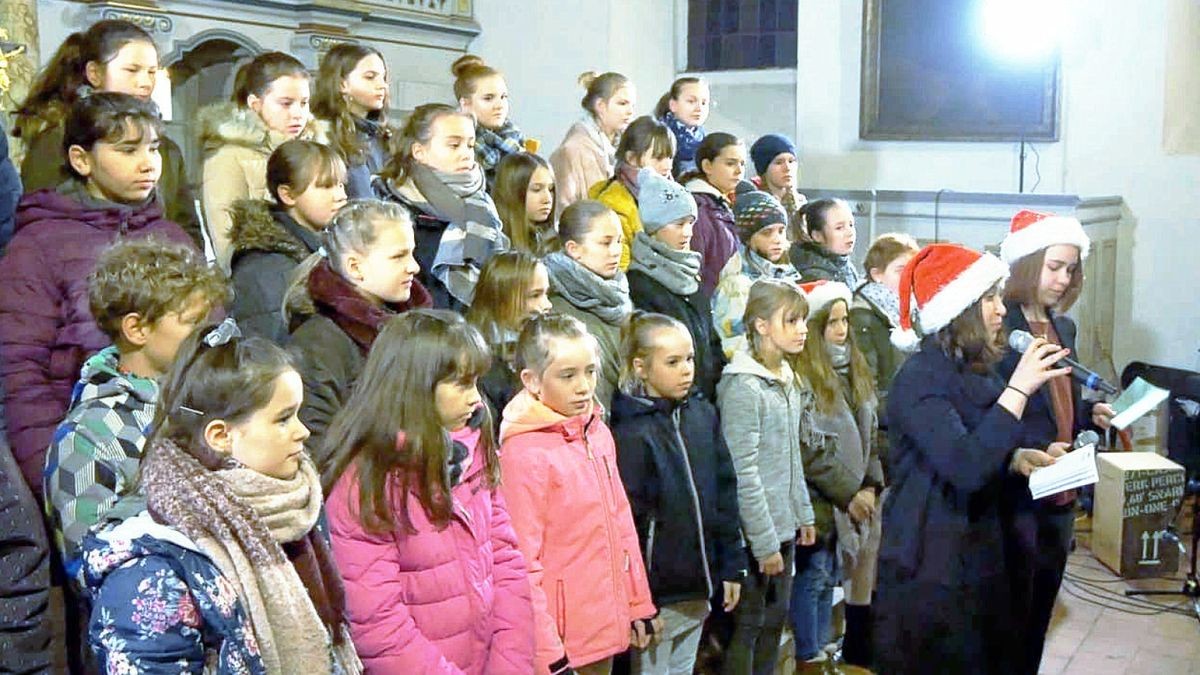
[
  {"x1": 744, "y1": 278, "x2": 808, "y2": 363},
  {"x1": 514, "y1": 312, "x2": 594, "y2": 376},
  {"x1": 619, "y1": 311, "x2": 689, "y2": 394},
  {"x1": 578, "y1": 70, "x2": 630, "y2": 117},
  {"x1": 283, "y1": 199, "x2": 413, "y2": 321},
  {"x1": 467, "y1": 250, "x2": 545, "y2": 347}
]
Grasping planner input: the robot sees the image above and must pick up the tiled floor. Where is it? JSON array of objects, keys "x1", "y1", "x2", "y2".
[{"x1": 1040, "y1": 530, "x2": 1200, "y2": 675}]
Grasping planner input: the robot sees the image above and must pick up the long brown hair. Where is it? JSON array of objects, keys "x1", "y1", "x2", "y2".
[
  {"x1": 466, "y1": 250, "x2": 545, "y2": 349},
  {"x1": 493, "y1": 152, "x2": 559, "y2": 254},
  {"x1": 15, "y1": 20, "x2": 155, "y2": 140},
  {"x1": 378, "y1": 103, "x2": 473, "y2": 186},
  {"x1": 935, "y1": 288, "x2": 1006, "y2": 374},
  {"x1": 1004, "y1": 247, "x2": 1084, "y2": 313},
  {"x1": 312, "y1": 44, "x2": 391, "y2": 162},
  {"x1": 321, "y1": 310, "x2": 498, "y2": 534},
  {"x1": 796, "y1": 299, "x2": 876, "y2": 414}
]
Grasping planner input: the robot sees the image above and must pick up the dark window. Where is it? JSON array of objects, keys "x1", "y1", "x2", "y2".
[{"x1": 688, "y1": 0, "x2": 797, "y2": 71}]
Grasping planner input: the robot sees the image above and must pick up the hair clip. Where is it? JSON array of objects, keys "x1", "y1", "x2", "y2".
[
  {"x1": 178, "y1": 404, "x2": 205, "y2": 416},
  {"x1": 203, "y1": 317, "x2": 241, "y2": 348},
  {"x1": 317, "y1": 246, "x2": 329, "y2": 259}
]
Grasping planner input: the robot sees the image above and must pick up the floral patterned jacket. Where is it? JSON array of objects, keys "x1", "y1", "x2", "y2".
[{"x1": 79, "y1": 511, "x2": 266, "y2": 674}]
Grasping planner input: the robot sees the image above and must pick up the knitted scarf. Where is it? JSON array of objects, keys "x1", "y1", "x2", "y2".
[
  {"x1": 307, "y1": 258, "x2": 433, "y2": 354},
  {"x1": 791, "y1": 241, "x2": 863, "y2": 289},
  {"x1": 474, "y1": 119, "x2": 525, "y2": 174},
  {"x1": 408, "y1": 163, "x2": 509, "y2": 306},
  {"x1": 140, "y1": 439, "x2": 361, "y2": 675},
  {"x1": 578, "y1": 113, "x2": 618, "y2": 171},
  {"x1": 544, "y1": 251, "x2": 632, "y2": 325},
  {"x1": 744, "y1": 246, "x2": 800, "y2": 283},
  {"x1": 661, "y1": 111, "x2": 705, "y2": 175},
  {"x1": 856, "y1": 281, "x2": 901, "y2": 328},
  {"x1": 628, "y1": 231, "x2": 702, "y2": 296}
]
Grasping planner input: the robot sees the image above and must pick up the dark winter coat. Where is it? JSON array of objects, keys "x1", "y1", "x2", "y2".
[
  {"x1": 610, "y1": 391, "x2": 745, "y2": 606},
  {"x1": 998, "y1": 302, "x2": 1096, "y2": 451},
  {"x1": 20, "y1": 125, "x2": 202, "y2": 248},
  {"x1": 875, "y1": 335, "x2": 1022, "y2": 674},
  {"x1": 0, "y1": 435, "x2": 51, "y2": 674},
  {"x1": 228, "y1": 200, "x2": 321, "y2": 342},
  {"x1": 0, "y1": 184, "x2": 194, "y2": 493},
  {"x1": 345, "y1": 116, "x2": 390, "y2": 200},
  {"x1": 0, "y1": 124, "x2": 20, "y2": 252},
  {"x1": 790, "y1": 241, "x2": 862, "y2": 289},
  {"x1": 288, "y1": 260, "x2": 432, "y2": 469},
  {"x1": 626, "y1": 269, "x2": 725, "y2": 402},
  {"x1": 684, "y1": 179, "x2": 738, "y2": 297}
]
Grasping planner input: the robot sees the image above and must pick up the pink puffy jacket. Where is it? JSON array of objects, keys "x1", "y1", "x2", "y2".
[
  {"x1": 498, "y1": 391, "x2": 656, "y2": 672},
  {"x1": 326, "y1": 425, "x2": 535, "y2": 674}
]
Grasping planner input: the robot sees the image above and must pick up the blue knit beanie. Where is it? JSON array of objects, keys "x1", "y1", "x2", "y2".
[
  {"x1": 750, "y1": 133, "x2": 798, "y2": 177},
  {"x1": 637, "y1": 167, "x2": 697, "y2": 233}
]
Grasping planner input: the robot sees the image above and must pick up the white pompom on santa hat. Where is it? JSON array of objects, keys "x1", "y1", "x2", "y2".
[
  {"x1": 799, "y1": 280, "x2": 853, "y2": 317},
  {"x1": 999, "y1": 209, "x2": 1090, "y2": 264},
  {"x1": 891, "y1": 243, "x2": 1010, "y2": 351}
]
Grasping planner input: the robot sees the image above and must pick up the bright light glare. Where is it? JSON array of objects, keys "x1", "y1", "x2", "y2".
[{"x1": 979, "y1": 0, "x2": 1066, "y2": 62}]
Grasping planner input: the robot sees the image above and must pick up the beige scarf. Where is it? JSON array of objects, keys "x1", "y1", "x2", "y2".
[{"x1": 142, "y1": 440, "x2": 361, "y2": 674}]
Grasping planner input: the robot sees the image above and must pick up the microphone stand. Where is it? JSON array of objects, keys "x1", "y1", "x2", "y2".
[{"x1": 1124, "y1": 478, "x2": 1200, "y2": 624}]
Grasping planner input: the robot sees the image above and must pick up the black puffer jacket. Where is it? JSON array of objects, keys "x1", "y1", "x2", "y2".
[
  {"x1": 610, "y1": 390, "x2": 745, "y2": 606},
  {"x1": 228, "y1": 200, "x2": 321, "y2": 342}
]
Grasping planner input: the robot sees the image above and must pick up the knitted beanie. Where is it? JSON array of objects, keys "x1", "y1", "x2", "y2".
[
  {"x1": 636, "y1": 167, "x2": 697, "y2": 234},
  {"x1": 732, "y1": 180, "x2": 788, "y2": 243},
  {"x1": 750, "y1": 133, "x2": 798, "y2": 176}
]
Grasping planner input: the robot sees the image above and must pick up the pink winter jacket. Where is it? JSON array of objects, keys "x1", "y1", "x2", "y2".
[
  {"x1": 326, "y1": 425, "x2": 535, "y2": 674},
  {"x1": 498, "y1": 390, "x2": 656, "y2": 672}
]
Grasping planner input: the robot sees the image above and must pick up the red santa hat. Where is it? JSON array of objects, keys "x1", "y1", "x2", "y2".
[
  {"x1": 892, "y1": 243, "x2": 1010, "y2": 350},
  {"x1": 999, "y1": 209, "x2": 1091, "y2": 264},
  {"x1": 799, "y1": 280, "x2": 853, "y2": 317}
]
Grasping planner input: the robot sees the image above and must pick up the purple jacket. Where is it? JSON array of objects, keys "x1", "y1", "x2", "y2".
[
  {"x1": 326, "y1": 425, "x2": 535, "y2": 674},
  {"x1": 685, "y1": 178, "x2": 738, "y2": 297},
  {"x1": 0, "y1": 186, "x2": 193, "y2": 494}
]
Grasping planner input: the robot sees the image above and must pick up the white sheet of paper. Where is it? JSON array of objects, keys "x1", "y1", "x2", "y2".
[
  {"x1": 1028, "y1": 443, "x2": 1099, "y2": 500},
  {"x1": 1110, "y1": 377, "x2": 1171, "y2": 431}
]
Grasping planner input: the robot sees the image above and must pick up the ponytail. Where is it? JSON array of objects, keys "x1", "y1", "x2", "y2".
[
  {"x1": 653, "y1": 76, "x2": 706, "y2": 119},
  {"x1": 619, "y1": 310, "x2": 688, "y2": 393},
  {"x1": 578, "y1": 70, "x2": 630, "y2": 118},
  {"x1": 283, "y1": 199, "x2": 413, "y2": 322},
  {"x1": 232, "y1": 51, "x2": 308, "y2": 107},
  {"x1": 378, "y1": 103, "x2": 471, "y2": 186},
  {"x1": 15, "y1": 20, "x2": 155, "y2": 140}
]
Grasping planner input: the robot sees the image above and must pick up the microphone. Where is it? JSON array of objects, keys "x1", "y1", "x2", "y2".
[
  {"x1": 1008, "y1": 330, "x2": 1119, "y2": 395},
  {"x1": 1073, "y1": 429, "x2": 1100, "y2": 450}
]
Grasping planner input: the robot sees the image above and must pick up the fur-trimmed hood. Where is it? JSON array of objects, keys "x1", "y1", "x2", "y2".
[
  {"x1": 197, "y1": 102, "x2": 323, "y2": 156},
  {"x1": 227, "y1": 199, "x2": 318, "y2": 264}
]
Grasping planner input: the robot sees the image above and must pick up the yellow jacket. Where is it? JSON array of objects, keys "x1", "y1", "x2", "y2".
[{"x1": 588, "y1": 177, "x2": 642, "y2": 270}]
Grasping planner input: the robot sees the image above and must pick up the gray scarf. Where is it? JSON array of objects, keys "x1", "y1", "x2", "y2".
[
  {"x1": 857, "y1": 281, "x2": 901, "y2": 328},
  {"x1": 744, "y1": 246, "x2": 800, "y2": 283},
  {"x1": 409, "y1": 163, "x2": 509, "y2": 305},
  {"x1": 544, "y1": 251, "x2": 632, "y2": 325},
  {"x1": 628, "y1": 231, "x2": 702, "y2": 296}
]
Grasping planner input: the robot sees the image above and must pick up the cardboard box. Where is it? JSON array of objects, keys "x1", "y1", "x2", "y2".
[{"x1": 1093, "y1": 452, "x2": 1186, "y2": 578}]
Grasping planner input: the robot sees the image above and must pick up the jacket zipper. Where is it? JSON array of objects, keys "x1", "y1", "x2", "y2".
[
  {"x1": 582, "y1": 417, "x2": 627, "y2": 625},
  {"x1": 645, "y1": 519, "x2": 656, "y2": 574},
  {"x1": 673, "y1": 407, "x2": 713, "y2": 598}
]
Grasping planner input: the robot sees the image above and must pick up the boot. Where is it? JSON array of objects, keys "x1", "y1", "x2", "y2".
[{"x1": 841, "y1": 604, "x2": 873, "y2": 668}]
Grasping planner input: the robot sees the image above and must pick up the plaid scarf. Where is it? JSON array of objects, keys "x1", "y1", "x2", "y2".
[
  {"x1": 408, "y1": 163, "x2": 509, "y2": 306},
  {"x1": 474, "y1": 119, "x2": 525, "y2": 173}
]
